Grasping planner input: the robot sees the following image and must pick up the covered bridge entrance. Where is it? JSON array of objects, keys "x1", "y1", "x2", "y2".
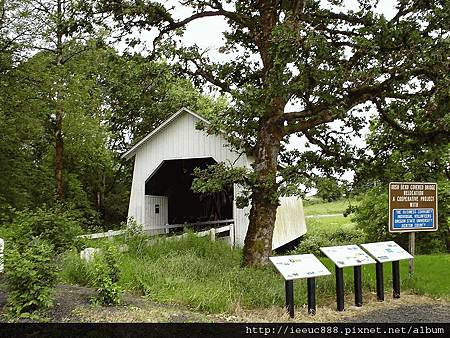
[{"x1": 145, "y1": 157, "x2": 233, "y2": 227}]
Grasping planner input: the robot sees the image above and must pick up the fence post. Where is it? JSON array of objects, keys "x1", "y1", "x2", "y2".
[
  {"x1": 229, "y1": 224, "x2": 235, "y2": 248},
  {"x1": 108, "y1": 230, "x2": 113, "y2": 241},
  {"x1": 210, "y1": 228, "x2": 216, "y2": 241}
]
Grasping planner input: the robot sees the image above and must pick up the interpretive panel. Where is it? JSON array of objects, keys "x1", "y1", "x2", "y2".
[
  {"x1": 320, "y1": 245, "x2": 376, "y2": 268},
  {"x1": 360, "y1": 241, "x2": 413, "y2": 263},
  {"x1": 269, "y1": 254, "x2": 331, "y2": 280}
]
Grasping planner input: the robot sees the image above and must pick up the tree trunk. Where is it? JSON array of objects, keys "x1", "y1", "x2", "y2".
[
  {"x1": 242, "y1": 113, "x2": 284, "y2": 267},
  {"x1": 55, "y1": 110, "x2": 64, "y2": 200},
  {"x1": 55, "y1": 0, "x2": 64, "y2": 201}
]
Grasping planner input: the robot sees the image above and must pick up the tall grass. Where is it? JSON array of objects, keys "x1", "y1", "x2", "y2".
[{"x1": 59, "y1": 235, "x2": 450, "y2": 314}]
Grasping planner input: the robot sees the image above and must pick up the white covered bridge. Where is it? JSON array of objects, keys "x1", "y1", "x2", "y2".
[{"x1": 122, "y1": 107, "x2": 306, "y2": 249}]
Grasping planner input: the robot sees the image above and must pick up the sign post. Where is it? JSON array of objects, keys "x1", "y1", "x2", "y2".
[
  {"x1": 389, "y1": 182, "x2": 438, "y2": 274},
  {"x1": 320, "y1": 245, "x2": 376, "y2": 311},
  {"x1": 361, "y1": 241, "x2": 414, "y2": 300},
  {"x1": 408, "y1": 232, "x2": 415, "y2": 274},
  {"x1": 307, "y1": 278, "x2": 316, "y2": 315},
  {"x1": 375, "y1": 262, "x2": 384, "y2": 301},
  {"x1": 285, "y1": 280, "x2": 294, "y2": 318},
  {"x1": 270, "y1": 254, "x2": 331, "y2": 318}
]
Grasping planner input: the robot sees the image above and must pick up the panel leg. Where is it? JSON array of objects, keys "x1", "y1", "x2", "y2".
[
  {"x1": 353, "y1": 265, "x2": 362, "y2": 307},
  {"x1": 307, "y1": 277, "x2": 316, "y2": 315},
  {"x1": 392, "y1": 260, "x2": 400, "y2": 299},
  {"x1": 335, "y1": 266, "x2": 345, "y2": 312},
  {"x1": 376, "y1": 262, "x2": 384, "y2": 301},
  {"x1": 285, "y1": 280, "x2": 294, "y2": 318}
]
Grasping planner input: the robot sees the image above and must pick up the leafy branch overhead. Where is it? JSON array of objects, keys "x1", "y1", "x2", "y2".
[{"x1": 99, "y1": 0, "x2": 448, "y2": 150}]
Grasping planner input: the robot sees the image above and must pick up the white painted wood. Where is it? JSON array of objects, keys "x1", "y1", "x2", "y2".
[
  {"x1": 272, "y1": 197, "x2": 307, "y2": 250},
  {"x1": 233, "y1": 184, "x2": 250, "y2": 247},
  {"x1": 78, "y1": 229, "x2": 126, "y2": 239},
  {"x1": 162, "y1": 219, "x2": 233, "y2": 229},
  {"x1": 147, "y1": 225, "x2": 231, "y2": 245},
  {"x1": 145, "y1": 195, "x2": 168, "y2": 229},
  {"x1": 229, "y1": 222, "x2": 235, "y2": 247},
  {"x1": 122, "y1": 108, "x2": 210, "y2": 160}
]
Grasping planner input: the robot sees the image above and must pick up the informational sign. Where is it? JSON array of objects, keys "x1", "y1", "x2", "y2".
[
  {"x1": 320, "y1": 245, "x2": 376, "y2": 268},
  {"x1": 360, "y1": 241, "x2": 413, "y2": 263},
  {"x1": 269, "y1": 254, "x2": 331, "y2": 280},
  {"x1": 389, "y1": 182, "x2": 438, "y2": 232}
]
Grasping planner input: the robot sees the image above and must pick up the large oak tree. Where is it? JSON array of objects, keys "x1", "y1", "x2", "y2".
[{"x1": 99, "y1": 0, "x2": 449, "y2": 266}]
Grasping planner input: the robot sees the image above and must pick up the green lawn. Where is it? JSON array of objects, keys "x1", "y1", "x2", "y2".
[
  {"x1": 306, "y1": 215, "x2": 354, "y2": 232},
  {"x1": 60, "y1": 235, "x2": 450, "y2": 314},
  {"x1": 303, "y1": 199, "x2": 355, "y2": 216}
]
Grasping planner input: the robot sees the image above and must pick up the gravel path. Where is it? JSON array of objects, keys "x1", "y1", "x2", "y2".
[
  {"x1": 348, "y1": 304, "x2": 450, "y2": 323},
  {"x1": 305, "y1": 213, "x2": 343, "y2": 218},
  {"x1": 1, "y1": 284, "x2": 449, "y2": 323}
]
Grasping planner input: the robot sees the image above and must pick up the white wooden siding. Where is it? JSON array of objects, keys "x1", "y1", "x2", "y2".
[
  {"x1": 145, "y1": 195, "x2": 168, "y2": 229},
  {"x1": 233, "y1": 184, "x2": 250, "y2": 246},
  {"x1": 272, "y1": 197, "x2": 307, "y2": 249}
]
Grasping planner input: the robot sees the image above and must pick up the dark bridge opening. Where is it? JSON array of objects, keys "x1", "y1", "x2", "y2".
[{"x1": 145, "y1": 157, "x2": 233, "y2": 224}]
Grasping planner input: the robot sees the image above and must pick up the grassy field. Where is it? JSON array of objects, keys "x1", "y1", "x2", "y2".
[
  {"x1": 60, "y1": 235, "x2": 450, "y2": 315},
  {"x1": 303, "y1": 198, "x2": 354, "y2": 216}
]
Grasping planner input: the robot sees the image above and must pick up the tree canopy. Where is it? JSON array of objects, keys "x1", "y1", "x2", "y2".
[{"x1": 97, "y1": 0, "x2": 449, "y2": 266}]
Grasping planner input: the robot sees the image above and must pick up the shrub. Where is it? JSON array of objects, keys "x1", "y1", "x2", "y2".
[
  {"x1": 4, "y1": 238, "x2": 58, "y2": 318},
  {"x1": 292, "y1": 226, "x2": 367, "y2": 256},
  {"x1": 3, "y1": 206, "x2": 82, "y2": 253},
  {"x1": 91, "y1": 244, "x2": 122, "y2": 306}
]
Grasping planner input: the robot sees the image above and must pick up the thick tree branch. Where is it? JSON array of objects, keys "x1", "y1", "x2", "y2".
[
  {"x1": 374, "y1": 99, "x2": 426, "y2": 138},
  {"x1": 183, "y1": 58, "x2": 232, "y2": 93},
  {"x1": 284, "y1": 111, "x2": 335, "y2": 134}
]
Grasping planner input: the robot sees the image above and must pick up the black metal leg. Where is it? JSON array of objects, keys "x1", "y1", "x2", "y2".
[
  {"x1": 285, "y1": 280, "x2": 294, "y2": 318},
  {"x1": 335, "y1": 266, "x2": 345, "y2": 311},
  {"x1": 376, "y1": 262, "x2": 384, "y2": 301},
  {"x1": 392, "y1": 260, "x2": 400, "y2": 299},
  {"x1": 307, "y1": 277, "x2": 316, "y2": 315},
  {"x1": 354, "y1": 266, "x2": 362, "y2": 307}
]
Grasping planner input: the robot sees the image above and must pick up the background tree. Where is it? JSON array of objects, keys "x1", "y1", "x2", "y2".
[
  {"x1": 315, "y1": 177, "x2": 344, "y2": 202},
  {"x1": 100, "y1": 0, "x2": 449, "y2": 266},
  {"x1": 0, "y1": 37, "x2": 226, "y2": 227},
  {"x1": 4, "y1": 0, "x2": 106, "y2": 201}
]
